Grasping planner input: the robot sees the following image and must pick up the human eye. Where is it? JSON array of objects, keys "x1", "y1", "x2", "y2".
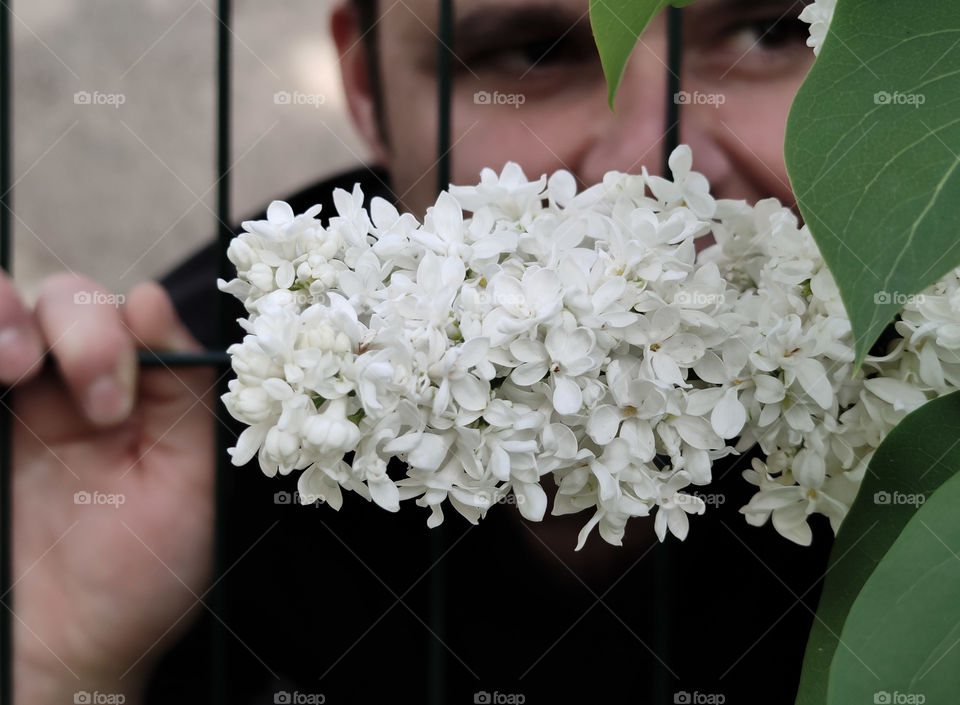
[
  {"x1": 466, "y1": 32, "x2": 596, "y2": 78},
  {"x1": 454, "y1": 10, "x2": 600, "y2": 86},
  {"x1": 725, "y1": 13, "x2": 810, "y2": 55},
  {"x1": 687, "y1": 1, "x2": 814, "y2": 79}
]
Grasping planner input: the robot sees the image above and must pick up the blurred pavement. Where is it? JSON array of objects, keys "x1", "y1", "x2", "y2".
[{"x1": 9, "y1": 0, "x2": 370, "y2": 299}]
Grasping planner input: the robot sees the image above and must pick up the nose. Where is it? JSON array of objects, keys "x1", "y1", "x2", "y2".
[
  {"x1": 574, "y1": 20, "x2": 735, "y2": 194},
  {"x1": 576, "y1": 36, "x2": 671, "y2": 185}
]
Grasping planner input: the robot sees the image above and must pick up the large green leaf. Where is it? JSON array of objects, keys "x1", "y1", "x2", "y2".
[
  {"x1": 795, "y1": 391, "x2": 960, "y2": 705},
  {"x1": 785, "y1": 0, "x2": 960, "y2": 366},
  {"x1": 826, "y1": 466, "x2": 960, "y2": 704},
  {"x1": 589, "y1": 0, "x2": 696, "y2": 109}
]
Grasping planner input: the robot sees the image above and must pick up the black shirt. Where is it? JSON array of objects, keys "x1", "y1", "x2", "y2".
[{"x1": 149, "y1": 166, "x2": 834, "y2": 705}]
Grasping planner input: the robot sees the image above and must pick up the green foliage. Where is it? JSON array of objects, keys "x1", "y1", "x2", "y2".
[
  {"x1": 827, "y1": 468, "x2": 960, "y2": 704},
  {"x1": 589, "y1": 3, "x2": 960, "y2": 704},
  {"x1": 795, "y1": 391, "x2": 960, "y2": 705},
  {"x1": 589, "y1": 0, "x2": 696, "y2": 109},
  {"x1": 785, "y1": 0, "x2": 960, "y2": 366}
]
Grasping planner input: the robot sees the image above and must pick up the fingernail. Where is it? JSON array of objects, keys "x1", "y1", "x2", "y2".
[
  {"x1": 0, "y1": 326, "x2": 24, "y2": 348},
  {"x1": 84, "y1": 352, "x2": 136, "y2": 425},
  {"x1": 0, "y1": 326, "x2": 29, "y2": 375},
  {"x1": 167, "y1": 327, "x2": 198, "y2": 352}
]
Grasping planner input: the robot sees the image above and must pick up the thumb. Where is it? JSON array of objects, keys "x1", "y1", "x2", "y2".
[
  {"x1": 123, "y1": 281, "x2": 204, "y2": 355},
  {"x1": 122, "y1": 282, "x2": 218, "y2": 432}
]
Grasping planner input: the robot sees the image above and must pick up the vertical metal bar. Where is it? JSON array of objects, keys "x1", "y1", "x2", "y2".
[
  {"x1": 436, "y1": 0, "x2": 452, "y2": 191},
  {"x1": 429, "y1": 0, "x2": 453, "y2": 701},
  {"x1": 212, "y1": 1, "x2": 232, "y2": 704},
  {"x1": 655, "y1": 7, "x2": 683, "y2": 704},
  {"x1": 0, "y1": 3, "x2": 10, "y2": 269},
  {"x1": 662, "y1": 5, "x2": 683, "y2": 176},
  {"x1": 0, "y1": 0, "x2": 13, "y2": 701}
]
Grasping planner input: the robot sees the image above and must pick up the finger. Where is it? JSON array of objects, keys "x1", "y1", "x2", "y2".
[
  {"x1": 0, "y1": 271, "x2": 46, "y2": 385},
  {"x1": 122, "y1": 281, "x2": 214, "y2": 413},
  {"x1": 122, "y1": 281, "x2": 217, "y2": 485},
  {"x1": 122, "y1": 281, "x2": 204, "y2": 353},
  {"x1": 34, "y1": 274, "x2": 136, "y2": 427}
]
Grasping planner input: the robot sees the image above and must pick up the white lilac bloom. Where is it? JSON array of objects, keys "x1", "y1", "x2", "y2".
[
  {"x1": 221, "y1": 144, "x2": 958, "y2": 549},
  {"x1": 799, "y1": 0, "x2": 837, "y2": 56},
  {"x1": 644, "y1": 145, "x2": 716, "y2": 218}
]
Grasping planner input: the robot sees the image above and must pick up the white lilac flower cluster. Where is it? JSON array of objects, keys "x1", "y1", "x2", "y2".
[
  {"x1": 799, "y1": 0, "x2": 836, "y2": 56},
  {"x1": 218, "y1": 145, "x2": 959, "y2": 549}
]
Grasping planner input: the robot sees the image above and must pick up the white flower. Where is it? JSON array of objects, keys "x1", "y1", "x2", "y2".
[
  {"x1": 510, "y1": 326, "x2": 599, "y2": 415},
  {"x1": 799, "y1": 0, "x2": 836, "y2": 56},
  {"x1": 448, "y1": 161, "x2": 547, "y2": 220},
  {"x1": 653, "y1": 471, "x2": 705, "y2": 542},
  {"x1": 644, "y1": 145, "x2": 716, "y2": 218},
  {"x1": 482, "y1": 267, "x2": 564, "y2": 346},
  {"x1": 220, "y1": 142, "x2": 959, "y2": 550},
  {"x1": 430, "y1": 337, "x2": 495, "y2": 417},
  {"x1": 302, "y1": 397, "x2": 361, "y2": 458},
  {"x1": 740, "y1": 458, "x2": 847, "y2": 546}
]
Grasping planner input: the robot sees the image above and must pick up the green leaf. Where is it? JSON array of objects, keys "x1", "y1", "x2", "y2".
[
  {"x1": 589, "y1": 0, "x2": 696, "y2": 109},
  {"x1": 795, "y1": 391, "x2": 960, "y2": 705},
  {"x1": 827, "y1": 464, "x2": 960, "y2": 704},
  {"x1": 785, "y1": 0, "x2": 960, "y2": 366}
]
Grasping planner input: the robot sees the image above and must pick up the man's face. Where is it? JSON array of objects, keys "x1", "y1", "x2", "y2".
[{"x1": 337, "y1": 0, "x2": 814, "y2": 217}]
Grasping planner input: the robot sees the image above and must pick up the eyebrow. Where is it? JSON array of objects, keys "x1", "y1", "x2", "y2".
[
  {"x1": 452, "y1": 3, "x2": 592, "y2": 55},
  {"x1": 689, "y1": 0, "x2": 810, "y2": 14},
  {"x1": 451, "y1": 0, "x2": 807, "y2": 49}
]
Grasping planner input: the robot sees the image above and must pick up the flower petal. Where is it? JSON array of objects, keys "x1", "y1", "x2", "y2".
[
  {"x1": 552, "y1": 375, "x2": 583, "y2": 415},
  {"x1": 515, "y1": 482, "x2": 547, "y2": 521},
  {"x1": 407, "y1": 433, "x2": 450, "y2": 471},
  {"x1": 266, "y1": 200, "x2": 294, "y2": 224},
  {"x1": 369, "y1": 476, "x2": 400, "y2": 512},
  {"x1": 710, "y1": 388, "x2": 747, "y2": 438},
  {"x1": 794, "y1": 357, "x2": 833, "y2": 409},
  {"x1": 451, "y1": 375, "x2": 489, "y2": 411},
  {"x1": 586, "y1": 405, "x2": 622, "y2": 445}
]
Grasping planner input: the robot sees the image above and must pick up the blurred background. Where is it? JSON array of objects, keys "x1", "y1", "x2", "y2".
[{"x1": 8, "y1": 0, "x2": 369, "y2": 299}]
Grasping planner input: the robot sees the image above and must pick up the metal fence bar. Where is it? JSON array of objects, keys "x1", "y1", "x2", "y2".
[
  {"x1": 212, "y1": 0, "x2": 233, "y2": 703},
  {"x1": 138, "y1": 350, "x2": 230, "y2": 367},
  {"x1": 0, "y1": 3, "x2": 688, "y2": 701},
  {"x1": 655, "y1": 8, "x2": 683, "y2": 703},
  {"x1": 664, "y1": 6, "x2": 683, "y2": 174},
  {"x1": 0, "y1": 0, "x2": 12, "y2": 699},
  {"x1": 428, "y1": 0, "x2": 453, "y2": 701}
]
